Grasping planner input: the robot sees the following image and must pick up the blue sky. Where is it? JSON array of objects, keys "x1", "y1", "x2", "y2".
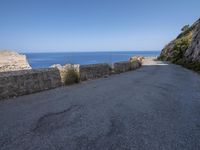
[{"x1": 0, "y1": 0, "x2": 199, "y2": 52}]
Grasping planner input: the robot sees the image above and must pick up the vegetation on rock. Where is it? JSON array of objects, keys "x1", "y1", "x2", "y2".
[
  {"x1": 158, "y1": 18, "x2": 200, "y2": 72},
  {"x1": 64, "y1": 68, "x2": 80, "y2": 85},
  {"x1": 170, "y1": 31, "x2": 192, "y2": 63},
  {"x1": 181, "y1": 25, "x2": 190, "y2": 32}
]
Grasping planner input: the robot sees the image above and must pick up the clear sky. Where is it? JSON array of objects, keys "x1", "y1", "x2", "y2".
[{"x1": 0, "y1": 0, "x2": 199, "y2": 52}]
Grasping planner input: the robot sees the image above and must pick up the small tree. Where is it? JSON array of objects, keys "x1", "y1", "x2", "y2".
[{"x1": 181, "y1": 25, "x2": 190, "y2": 32}]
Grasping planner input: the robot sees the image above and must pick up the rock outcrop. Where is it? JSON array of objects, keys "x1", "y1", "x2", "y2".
[
  {"x1": 185, "y1": 20, "x2": 200, "y2": 61},
  {"x1": 0, "y1": 50, "x2": 31, "y2": 72},
  {"x1": 158, "y1": 18, "x2": 200, "y2": 69}
]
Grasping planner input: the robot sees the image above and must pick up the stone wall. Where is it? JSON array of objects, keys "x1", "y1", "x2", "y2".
[
  {"x1": 113, "y1": 61, "x2": 131, "y2": 73},
  {"x1": 79, "y1": 64, "x2": 110, "y2": 81},
  {"x1": 0, "y1": 60, "x2": 142, "y2": 100},
  {"x1": 0, "y1": 68, "x2": 62, "y2": 100},
  {"x1": 51, "y1": 64, "x2": 80, "y2": 84},
  {"x1": 113, "y1": 61, "x2": 141, "y2": 73},
  {"x1": 130, "y1": 61, "x2": 142, "y2": 70}
]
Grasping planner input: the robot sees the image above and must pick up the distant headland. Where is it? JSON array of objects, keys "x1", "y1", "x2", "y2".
[{"x1": 0, "y1": 50, "x2": 31, "y2": 72}]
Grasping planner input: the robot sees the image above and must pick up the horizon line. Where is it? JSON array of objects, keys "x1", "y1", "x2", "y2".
[{"x1": 19, "y1": 50, "x2": 161, "y2": 53}]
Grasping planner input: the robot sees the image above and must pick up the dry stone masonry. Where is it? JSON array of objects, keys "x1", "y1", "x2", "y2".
[
  {"x1": 79, "y1": 64, "x2": 110, "y2": 81},
  {"x1": 113, "y1": 60, "x2": 142, "y2": 73},
  {"x1": 0, "y1": 68, "x2": 62, "y2": 100}
]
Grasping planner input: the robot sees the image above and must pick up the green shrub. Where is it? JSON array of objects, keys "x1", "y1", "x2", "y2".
[
  {"x1": 171, "y1": 32, "x2": 192, "y2": 63},
  {"x1": 181, "y1": 25, "x2": 190, "y2": 32},
  {"x1": 64, "y1": 69, "x2": 79, "y2": 85},
  {"x1": 173, "y1": 58, "x2": 200, "y2": 72},
  {"x1": 184, "y1": 61, "x2": 200, "y2": 71},
  {"x1": 177, "y1": 26, "x2": 193, "y2": 39},
  {"x1": 130, "y1": 60, "x2": 137, "y2": 64},
  {"x1": 157, "y1": 55, "x2": 166, "y2": 61}
]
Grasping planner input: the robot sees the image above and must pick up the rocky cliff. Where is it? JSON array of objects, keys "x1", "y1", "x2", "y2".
[
  {"x1": 185, "y1": 20, "x2": 200, "y2": 61},
  {"x1": 158, "y1": 18, "x2": 200, "y2": 70},
  {"x1": 0, "y1": 50, "x2": 31, "y2": 72}
]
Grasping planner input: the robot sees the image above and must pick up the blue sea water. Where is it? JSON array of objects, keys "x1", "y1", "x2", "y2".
[{"x1": 25, "y1": 51, "x2": 160, "y2": 69}]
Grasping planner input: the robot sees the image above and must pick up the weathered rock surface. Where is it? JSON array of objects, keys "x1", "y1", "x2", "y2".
[
  {"x1": 0, "y1": 50, "x2": 31, "y2": 72},
  {"x1": 159, "y1": 18, "x2": 200, "y2": 63},
  {"x1": 185, "y1": 20, "x2": 200, "y2": 61}
]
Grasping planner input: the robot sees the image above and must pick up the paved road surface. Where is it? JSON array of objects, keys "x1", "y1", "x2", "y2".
[{"x1": 1, "y1": 60, "x2": 200, "y2": 150}]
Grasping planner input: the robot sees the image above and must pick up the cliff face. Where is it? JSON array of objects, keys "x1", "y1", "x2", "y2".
[
  {"x1": 185, "y1": 20, "x2": 200, "y2": 61},
  {"x1": 0, "y1": 50, "x2": 32, "y2": 72},
  {"x1": 159, "y1": 18, "x2": 200, "y2": 68}
]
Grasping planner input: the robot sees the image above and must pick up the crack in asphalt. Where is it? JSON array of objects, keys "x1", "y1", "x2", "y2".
[
  {"x1": 32, "y1": 105, "x2": 81, "y2": 134},
  {"x1": 1, "y1": 105, "x2": 82, "y2": 149}
]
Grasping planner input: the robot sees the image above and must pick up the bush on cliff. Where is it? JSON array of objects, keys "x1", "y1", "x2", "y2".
[
  {"x1": 158, "y1": 18, "x2": 200, "y2": 72},
  {"x1": 171, "y1": 33, "x2": 192, "y2": 63},
  {"x1": 158, "y1": 24, "x2": 193, "y2": 62},
  {"x1": 64, "y1": 69, "x2": 79, "y2": 85},
  {"x1": 181, "y1": 25, "x2": 190, "y2": 32},
  {"x1": 168, "y1": 32, "x2": 200, "y2": 72}
]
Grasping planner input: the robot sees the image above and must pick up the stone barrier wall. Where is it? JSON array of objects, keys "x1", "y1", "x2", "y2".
[
  {"x1": 130, "y1": 61, "x2": 142, "y2": 70},
  {"x1": 113, "y1": 61, "x2": 131, "y2": 73},
  {"x1": 113, "y1": 61, "x2": 142, "y2": 73},
  {"x1": 0, "y1": 59, "x2": 142, "y2": 100},
  {"x1": 0, "y1": 68, "x2": 62, "y2": 100},
  {"x1": 79, "y1": 63, "x2": 110, "y2": 81}
]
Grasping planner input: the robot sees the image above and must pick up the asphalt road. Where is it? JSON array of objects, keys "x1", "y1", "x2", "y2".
[{"x1": 1, "y1": 60, "x2": 200, "y2": 150}]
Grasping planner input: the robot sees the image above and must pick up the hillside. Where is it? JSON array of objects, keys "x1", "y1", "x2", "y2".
[{"x1": 158, "y1": 18, "x2": 200, "y2": 71}]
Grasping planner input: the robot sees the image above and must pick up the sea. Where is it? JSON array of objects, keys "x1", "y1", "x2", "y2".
[{"x1": 25, "y1": 51, "x2": 160, "y2": 69}]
